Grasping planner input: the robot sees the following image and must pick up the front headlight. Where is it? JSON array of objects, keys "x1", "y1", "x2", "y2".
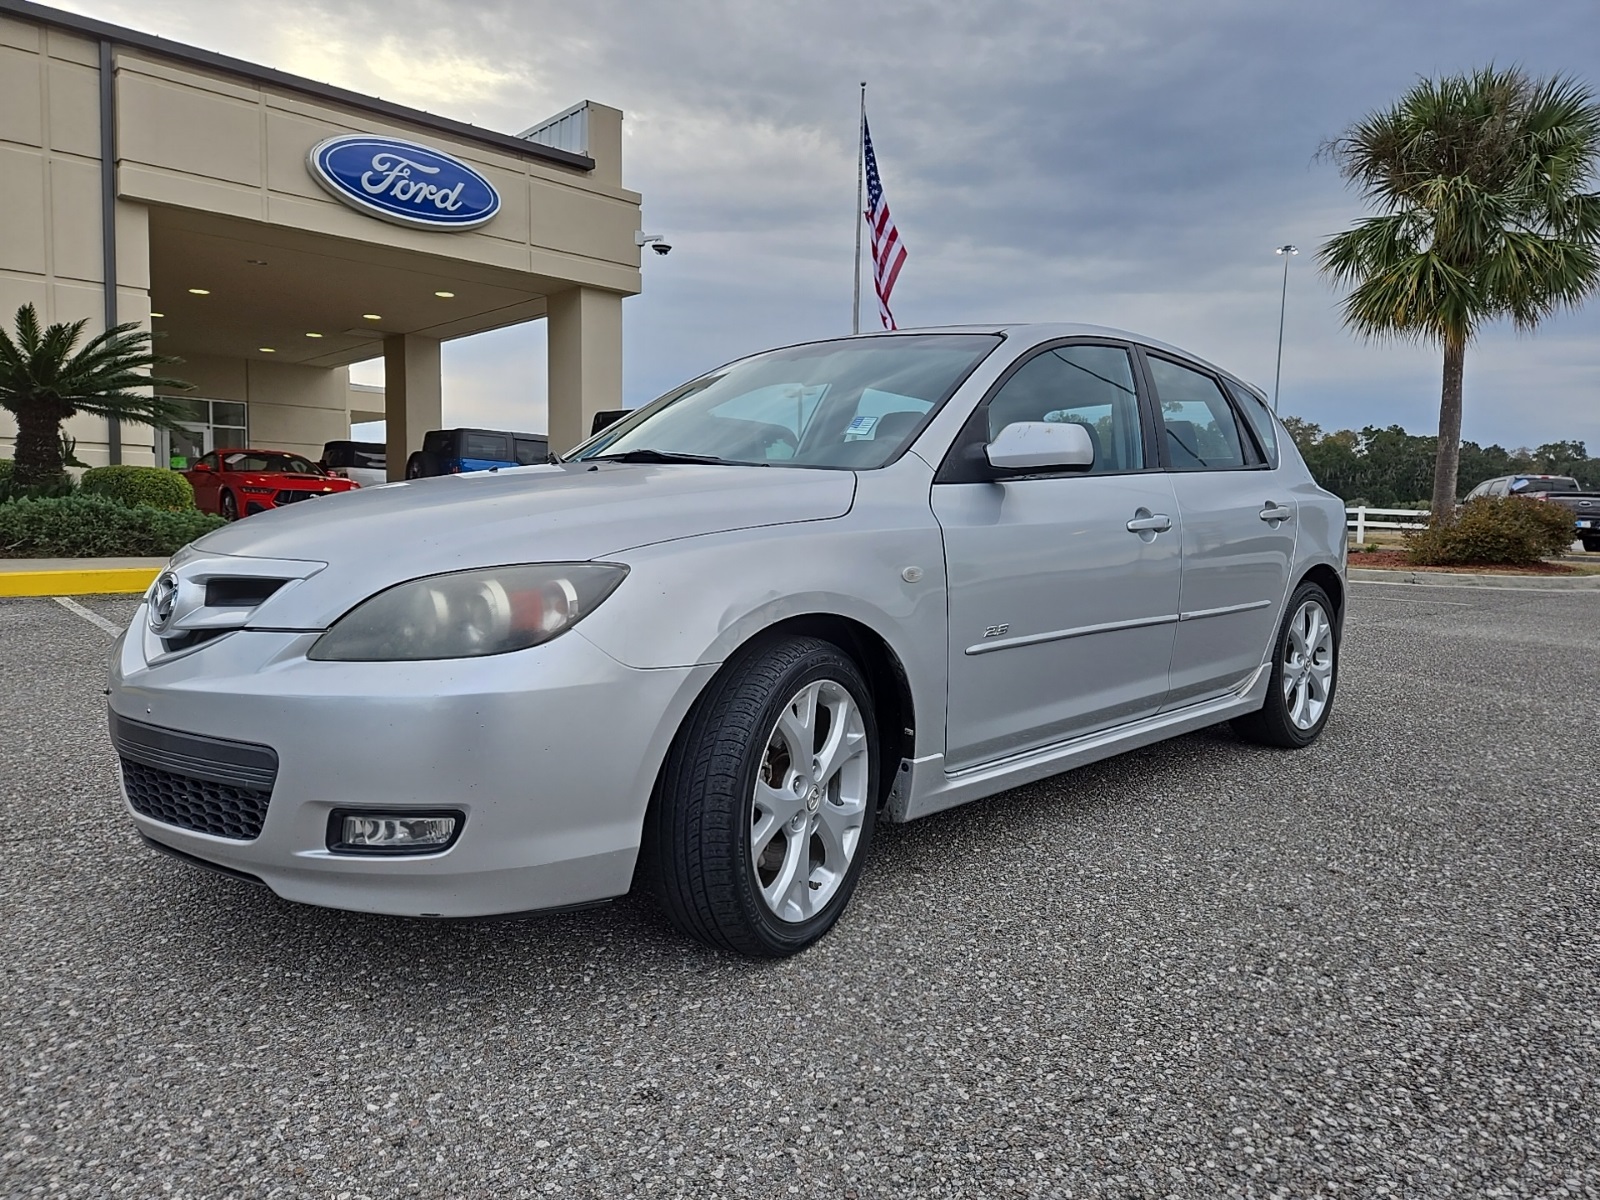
[{"x1": 308, "y1": 563, "x2": 628, "y2": 661}]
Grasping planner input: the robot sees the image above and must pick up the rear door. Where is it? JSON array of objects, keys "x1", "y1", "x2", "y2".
[
  {"x1": 932, "y1": 340, "x2": 1182, "y2": 769},
  {"x1": 1140, "y1": 352, "x2": 1297, "y2": 708}
]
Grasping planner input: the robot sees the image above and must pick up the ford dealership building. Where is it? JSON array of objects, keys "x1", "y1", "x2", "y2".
[{"x1": 0, "y1": 0, "x2": 642, "y2": 477}]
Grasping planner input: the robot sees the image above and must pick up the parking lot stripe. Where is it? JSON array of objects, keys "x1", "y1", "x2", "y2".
[{"x1": 53, "y1": 596, "x2": 124, "y2": 636}]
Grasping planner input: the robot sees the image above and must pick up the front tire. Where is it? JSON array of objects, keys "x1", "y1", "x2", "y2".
[
  {"x1": 219, "y1": 490, "x2": 239, "y2": 521},
  {"x1": 405, "y1": 452, "x2": 427, "y2": 479},
  {"x1": 1583, "y1": 537, "x2": 1600, "y2": 554},
  {"x1": 1232, "y1": 581, "x2": 1338, "y2": 749},
  {"x1": 646, "y1": 636, "x2": 879, "y2": 957}
]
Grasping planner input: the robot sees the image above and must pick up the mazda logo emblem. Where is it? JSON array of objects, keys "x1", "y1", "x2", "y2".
[{"x1": 149, "y1": 571, "x2": 180, "y2": 632}]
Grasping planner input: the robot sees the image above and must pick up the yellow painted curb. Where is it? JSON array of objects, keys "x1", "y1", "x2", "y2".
[{"x1": 0, "y1": 568, "x2": 159, "y2": 597}]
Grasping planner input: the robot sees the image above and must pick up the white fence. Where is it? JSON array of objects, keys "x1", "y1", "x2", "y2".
[{"x1": 1347, "y1": 506, "x2": 1429, "y2": 541}]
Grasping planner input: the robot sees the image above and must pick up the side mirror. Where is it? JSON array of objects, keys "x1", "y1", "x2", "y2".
[
  {"x1": 190, "y1": 461, "x2": 212, "y2": 473},
  {"x1": 985, "y1": 421, "x2": 1095, "y2": 472}
]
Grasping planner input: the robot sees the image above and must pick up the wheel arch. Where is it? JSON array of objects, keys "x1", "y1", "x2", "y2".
[
  {"x1": 1298, "y1": 563, "x2": 1345, "y2": 632},
  {"x1": 650, "y1": 611, "x2": 916, "y2": 817}
]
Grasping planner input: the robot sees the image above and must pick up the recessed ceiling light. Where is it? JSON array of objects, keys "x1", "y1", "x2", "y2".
[
  {"x1": 362, "y1": 313, "x2": 382, "y2": 321},
  {"x1": 149, "y1": 311, "x2": 164, "y2": 318},
  {"x1": 188, "y1": 288, "x2": 210, "y2": 295},
  {"x1": 305, "y1": 332, "x2": 324, "y2": 338},
  {"x1": 434, "y1": 290, "x2": 455, "y2": 298},
  {"x1": 246, "y1": 259, "x2": 268, "y2": 266},
  {"x1": 259, "y1": 347, "x2": 276, "y2": 353}
]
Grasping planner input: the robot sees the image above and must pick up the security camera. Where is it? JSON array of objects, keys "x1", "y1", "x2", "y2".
[{"x1": 636, "y1": 231, "x2": 672, "y2": 257}]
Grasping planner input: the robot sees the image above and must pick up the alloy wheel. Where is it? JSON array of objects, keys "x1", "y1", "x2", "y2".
[
  {"x1": 750, "y1": 679, "x2": 870, "y2": 923},
  {"x1": 1282, "y1": 599, "x2": 1334, "y2": 730}
]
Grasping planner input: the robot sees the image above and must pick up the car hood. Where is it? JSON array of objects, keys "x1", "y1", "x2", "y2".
[{"x1": 184, "y1": 462, "x2": 857, "y2": 630}]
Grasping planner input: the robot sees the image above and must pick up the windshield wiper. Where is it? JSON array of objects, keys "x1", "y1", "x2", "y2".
[{"x1": 592, "y1": 449, "x2": 737, "y2": 465}]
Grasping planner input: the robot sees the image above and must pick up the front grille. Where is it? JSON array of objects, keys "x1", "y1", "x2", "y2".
[
  {"x1": 111, "y1": 713, "x2": 278, "y2": 841},
  {"x1": 120, "y1": 760, "x2": 272, "y2": 840}
]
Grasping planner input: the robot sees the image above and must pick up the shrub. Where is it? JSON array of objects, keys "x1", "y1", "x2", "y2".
[
  {"x1": 0, "y1": 458, "x2": 74, "y2": 501},
  {"x1": 1406, "y1": 496, "x2": 1575, "y2": 566},
  {"x1": 0, "y1": 494, "x2": 223, "y2": 558},
  {"x1": 79, "y1": 464, "x2": 194, "y2": 511}
]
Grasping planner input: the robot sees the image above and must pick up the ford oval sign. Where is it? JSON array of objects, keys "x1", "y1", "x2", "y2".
[{"x1": 307, "y1": 135, "x2": 500, "y2": 231}]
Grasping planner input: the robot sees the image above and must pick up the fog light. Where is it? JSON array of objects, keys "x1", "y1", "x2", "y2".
[{"x1": 328, "y1": 809, "x2": 463, "y2": 855}]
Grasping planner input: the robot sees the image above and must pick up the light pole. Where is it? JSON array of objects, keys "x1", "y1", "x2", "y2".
[{"x1": 1272, "y1": 244, "x2": 1298, "y2": 412}]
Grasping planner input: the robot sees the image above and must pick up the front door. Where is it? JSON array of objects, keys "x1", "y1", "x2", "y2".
[
  {"x1": 932, "y1": 342, "x2": 1183, "y2": 770},
  {"x1": 1141, "y1": 354, "x2": 1298, "y2": 707}
]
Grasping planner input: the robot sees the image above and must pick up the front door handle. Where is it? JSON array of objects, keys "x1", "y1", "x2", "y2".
[
  {"x1": 1259, "y1": 503, "x2": 1294, "y2": 524},
  {"x1": 1126, "y1": 512, "x2": 1173, "y2": 533}
]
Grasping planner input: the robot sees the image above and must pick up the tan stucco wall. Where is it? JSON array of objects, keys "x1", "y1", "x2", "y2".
[
  {"x1": 159, "y1": 353, "x2": 351, "y2": 463},
  {"x1": 0, "y1": 15, "x2": 155, "y2": 467},
  {"x1": 114, "y1": 53, "x2": 641, "y2": 296},
  {"x1": 1, "y1": 9, "x2": 638, "y2": 472}
]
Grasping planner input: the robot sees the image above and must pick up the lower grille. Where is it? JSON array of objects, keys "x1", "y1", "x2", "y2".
[
  {"x1": 121, "y1": 760, "x2": 271, "y2": 840},
  {"x1": 274, "y1": 489, "x2": 321, "y2": 505},
  {"x1": 110, "y1": 713, "x2": 278, "y2": 841}
]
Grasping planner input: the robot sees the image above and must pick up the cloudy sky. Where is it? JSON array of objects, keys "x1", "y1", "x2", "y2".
[{"x1": 65, "y1": 0, "x2": 1600, "y2": 450}]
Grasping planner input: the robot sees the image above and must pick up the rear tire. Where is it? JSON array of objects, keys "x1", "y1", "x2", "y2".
[
  {"x1": 405, "y1": 452, "x2": 427, "y2": 479},
  {"x1": 220, "y1": 490, "x2": 238, "y2": 522},
  {"x1": 1232, "y1": 581, "x2": 1338, "y2": 749},
  {"x1": 1583, "y1": 537, "x2": 1600, "y2": 554},
  {"x1": 645, "y1": 636, "x2": 879, "y2": 957}
]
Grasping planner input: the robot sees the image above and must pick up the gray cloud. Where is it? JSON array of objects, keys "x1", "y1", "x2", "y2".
[{"x1": 69, "y1": 0, "x2": 1600, "y2": 450}]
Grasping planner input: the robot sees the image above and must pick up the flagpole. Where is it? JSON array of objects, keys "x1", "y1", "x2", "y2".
[{"x1": 852, "y1": 81, "x2": 865, "y2": 335}]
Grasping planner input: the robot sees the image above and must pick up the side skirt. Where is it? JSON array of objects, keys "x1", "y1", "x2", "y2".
[{"x1": 886, "y1": 665, "x2": 1270, "y2": 822}]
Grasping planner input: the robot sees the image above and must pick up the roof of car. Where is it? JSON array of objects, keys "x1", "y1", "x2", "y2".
[{"x1": 817, "y1": 324, "x2": 1267, "y2": 399}]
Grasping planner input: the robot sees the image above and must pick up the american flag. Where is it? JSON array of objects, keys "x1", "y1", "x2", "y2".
[{"x1": 862, "y1": 117, "x2": 907, "y2": 330}]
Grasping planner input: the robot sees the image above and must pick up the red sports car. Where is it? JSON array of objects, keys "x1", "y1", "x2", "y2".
[{"x1": 185, "y1": 448, "x2": 359, "y2": 521}]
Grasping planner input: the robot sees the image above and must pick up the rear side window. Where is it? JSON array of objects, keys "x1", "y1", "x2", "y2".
[
  {"x1": 1145, "y1": 356, "x2": 1251, "y2": 471},
  {"x1": 1224, "y1": 380, "x2": 1280, "y2": 468},
  {"x1": 463, "y1": 433, "x2": 510, "y2": 460},
  {"x1": 513, "y1": 438, "x2": 548, "y2": 465},
  {"x1": 423, "y1": 431, "x2": 453, "y2": 455}
]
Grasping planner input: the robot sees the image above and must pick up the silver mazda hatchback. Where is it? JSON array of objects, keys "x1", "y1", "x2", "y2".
[{"x1": 111, "y1": 325, "x2": 1346, "y2": 957}]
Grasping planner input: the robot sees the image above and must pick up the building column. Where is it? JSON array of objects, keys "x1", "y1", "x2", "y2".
[
  {"x1": 547, "y1": 286, "x2": 623, "y2": 453},
  {"x1": 383, "y1": 334, "x2": 441, "y2": 481}
]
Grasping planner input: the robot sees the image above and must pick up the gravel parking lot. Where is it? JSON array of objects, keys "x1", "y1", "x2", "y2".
[{"x1": 3, "y1": 583, "x2": 1597, "y2": 1199}]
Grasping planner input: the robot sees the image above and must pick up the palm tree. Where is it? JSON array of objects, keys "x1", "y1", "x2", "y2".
[
  {"x1": 1320, "y1": 67, "x2": 1600, "y2": 520},
  {"x1": 0, "y1": 304, "x2": 192, "y2": 488}
]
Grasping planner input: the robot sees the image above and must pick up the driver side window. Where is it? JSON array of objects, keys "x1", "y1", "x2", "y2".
[{"x1": 983, "y1": 344, "x2": 1144, "y2": 474}]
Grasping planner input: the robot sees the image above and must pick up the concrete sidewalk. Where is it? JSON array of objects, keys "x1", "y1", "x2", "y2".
[{"x1": 0, "y1": 558, "x2": 165, "y2": 597}]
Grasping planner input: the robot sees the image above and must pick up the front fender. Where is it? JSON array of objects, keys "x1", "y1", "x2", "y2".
[{"x1": 575, "y1": 515, "x2": 948, "y2": 759}]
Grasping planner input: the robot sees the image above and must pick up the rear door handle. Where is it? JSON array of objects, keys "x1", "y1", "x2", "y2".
[
  {"x1": 1259, "y1": 503, "x2": 1293, "y2": 523},
  {"x1": 1126, "y1": 513, "x2": 1172, "y2": 533}
]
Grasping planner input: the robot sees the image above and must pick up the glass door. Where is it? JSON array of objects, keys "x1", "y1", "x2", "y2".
[{"x1": 163, "y1": 424, "x2": 210, "y2": 470}]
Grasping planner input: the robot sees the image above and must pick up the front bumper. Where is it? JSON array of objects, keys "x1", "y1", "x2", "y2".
[{"x1": 109, "y1": 605, "x2": 713, "y2": 917}]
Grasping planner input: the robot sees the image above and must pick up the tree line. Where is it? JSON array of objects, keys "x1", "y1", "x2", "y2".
[{"x1": 1280, "y1": 417, "x2": 1600, "y2": 508}]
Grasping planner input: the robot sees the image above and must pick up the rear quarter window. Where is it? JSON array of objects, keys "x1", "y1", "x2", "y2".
[
  {"x1": 1225, "y1": 380, "x2": 1280, "y2": 468},
  {"x1": 463, "y1": 433, "x2": 510, "y2": 460}
]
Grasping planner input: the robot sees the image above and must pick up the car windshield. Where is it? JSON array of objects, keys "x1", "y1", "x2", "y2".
[
  {"x1": 569, "y1": 334, "x2": 1001, "y2": 469},
  {"x1": 225, "y1": 453, "x2": 320, "y2": 474},
  {"x1": 1509, "y1": 476, "x2": 1579, "y2": 493}
]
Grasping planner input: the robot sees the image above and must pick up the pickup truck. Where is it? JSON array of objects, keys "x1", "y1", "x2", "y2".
[{"x1": 1463, "y1": 474, "x2": 1600, "y2": 551}]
